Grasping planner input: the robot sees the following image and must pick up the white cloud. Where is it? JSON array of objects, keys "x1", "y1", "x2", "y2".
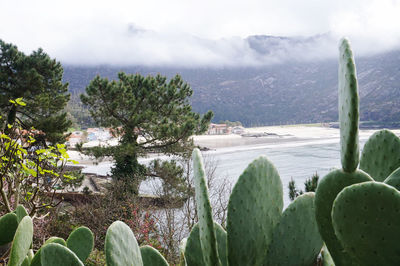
[{"x1": 0, "y1": 0, "x2": 399, "y2": 66}]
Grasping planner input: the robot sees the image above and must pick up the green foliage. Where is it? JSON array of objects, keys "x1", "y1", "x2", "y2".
[
  {"x1": 0, "y1": 112, "x2": 83, "y2": 215},
  {"x1": 0, "y1": 39, "x2": 71, "y2": 144},
  {"x1": 288, "y1": 173, "x2": 319, "y2": 201},
  {"x1": 81, "y1": 72, "x2": 212, "y2": 193},
  {"x1": 140, "y1": 245, "x2": 169, "y2": 266}
]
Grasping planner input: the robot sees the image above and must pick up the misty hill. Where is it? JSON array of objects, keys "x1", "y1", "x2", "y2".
[{"x1": 63, "y1": 36, "x2": 400, "y2": 127}]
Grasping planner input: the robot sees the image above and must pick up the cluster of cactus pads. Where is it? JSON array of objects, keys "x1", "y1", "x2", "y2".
[
  {"x1": 186, "y1": 149, "x2": 323, "y2": 266},
  {"x1": 2, "y1": 38, "x2": 400, "y2": 265},
  {"x1": 314, "y1": 38, "x2": 400, "y2": 266},
  {"x1": 0, "y1": 205, "x2": 168, "y2": 265}
]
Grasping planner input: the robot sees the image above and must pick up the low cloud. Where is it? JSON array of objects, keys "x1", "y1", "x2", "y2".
[{"x1": 1, "y1": 0, "x2": 400, "y2": 67}]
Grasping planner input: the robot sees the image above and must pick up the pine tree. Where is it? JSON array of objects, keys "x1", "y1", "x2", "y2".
[
  {"x1": 0, "y1": 39, "x2": 71, "y2": 144},
  {"x1": 81, "y1": 72, "x2": 213, "y2": 194}
]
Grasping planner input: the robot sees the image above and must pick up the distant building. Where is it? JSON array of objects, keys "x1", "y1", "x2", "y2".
[
  {"x1": 207, "y1": 123, "x2": 231, "y2": 135},
  {"x1": 67, "y1": 131, "x2": 84, "y2": 146},
  {"x1": 232, "y1": 126, "x2": 245, "y2": 134}
]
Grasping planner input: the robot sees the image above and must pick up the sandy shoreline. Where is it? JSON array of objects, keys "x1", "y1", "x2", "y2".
[{"x1": 68, "y1": 124, "x2": 400, "y2": 165}]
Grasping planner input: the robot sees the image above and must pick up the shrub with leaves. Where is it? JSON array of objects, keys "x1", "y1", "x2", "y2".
[{"x1": 0, "y1": 99, "x2": 83, "y2": 216}]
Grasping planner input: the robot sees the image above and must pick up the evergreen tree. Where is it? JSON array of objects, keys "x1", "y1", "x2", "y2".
[
  {"x1": 0, "y1": 39, "x2": 71, "y2": 144},
  {"x1": 81, "y1": 72, "x2": 213, "y2": 194}
]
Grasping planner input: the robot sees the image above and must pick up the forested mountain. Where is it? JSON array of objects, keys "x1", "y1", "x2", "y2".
[{"x1": 63, "y1": 36, "x2": 400, "y2": 127}]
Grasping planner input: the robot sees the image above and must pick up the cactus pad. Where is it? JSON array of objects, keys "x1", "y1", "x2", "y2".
[
  {"x1": 332, "y1": 182, "x2": 400, "y2": 265},
  {"x1": 105, "y1": 220, "x2": 143, "y2": 266},
  {"x1": 15, "y1": 205, "x2": 28, "y2": 223},
  {"x1": 192, "y1": 148, "x2": 221, "y2": 266},
  {"x1": 140, "y1": 245, "x2": 169, "y2": 266},
  {"x1": 179, "y1": 238, "x2": 187, "y2": 266},
  {"x1": 8, "y1": 216, "x2": 33, "y2": 266},
  {"x1": 265, "y1": 192, "x2": 323, "y2": 266},
  {"x1": 41, "y1": 243, "x2": 84, "y2": 266},
  {"x1": 185, "y1": 223, "x2": 227, "y2": 266},
  {"x1": 0, "y1": 213, "x2": 18, "y2": 245},
  {"x1": 66, "y1": 226, "x2": 94, "y2": 263},
  {"x1": 384, "y1": 166, "x2": 400, "y2": 190},
  {"x1": 315, "y1": 169, "x2": 372, "y2": 265},
  {"x1": 31, "y1": 237, "x2": 67, "y2": 266},
  {"x1": 338, "y1": 38, "x2": 359, "y2": 172},
  {"x1": 360, "y1": 129, "x2": 400, "y2": 181},
  {"x1": 227, "y1": 156, "x2": 283, "y2": 266}
]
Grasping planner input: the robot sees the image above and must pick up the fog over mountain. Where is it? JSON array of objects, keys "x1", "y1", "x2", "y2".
[{"x1": 64, "y1": 35, "x2": 400, "y2": 127}]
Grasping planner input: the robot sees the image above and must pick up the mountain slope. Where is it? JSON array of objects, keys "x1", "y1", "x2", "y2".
[{"x1": 63, "y1": 40, "x2": 400, "y2": 127}]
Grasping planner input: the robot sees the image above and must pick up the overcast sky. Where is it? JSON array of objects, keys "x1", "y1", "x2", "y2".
[{"x1": 1, "y1": 0, "x2": 400, "y2": 66}]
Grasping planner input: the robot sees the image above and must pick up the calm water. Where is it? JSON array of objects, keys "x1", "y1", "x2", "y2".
[{"x1": 82, "y1": 135, "x2": 371, "y2": 207}]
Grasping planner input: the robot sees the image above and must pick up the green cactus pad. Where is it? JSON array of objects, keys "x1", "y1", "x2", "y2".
[
  {"x1": 315, "y1": 169, "x2": 372, "y2": 266},
  {"x1": 0, "y1": 212, "x2": 18, "y2": 245},
  {"x1": 66, "y1": 226, "x2": 94, "y2": 263},
  {"x1": 8, "y1": 216, "x2": 33, "y2": 266},
  {"x1": 332, "y1": 182, "x2": 400, "y2": 265},
  {"x1": 21, "y1": 249, "x2": 34, "y2": 266},
  {"x1": 185, "y1": 223, "x2": 227, "y2": 266},
  {"x1": 105, "y1": 220, "x2": 143, "y2": 266},
  {"x1": 15, "y1": 205, "x2": 29, "y2": 223},
  {"x1": 384, "y1": 166, "x2": 400, "y2": 190},
  {"x1": 192, "y1": 148, "x2": 221, "y2": 266},
  {"x1": 360, "y1": 129, "x2": 400, "y2": 181},
  {"x1": 140, "y1": 245, "x2": 169, "y2": 266},
  {"x1": 338, "y1": 38, "x2": 359, "y2": 172},
  {"x1": 227, "y1": 156, "x2": 283, "y2": 266},
  {"x1": 31, "y1": 237, "x2": 67, "y2": 266},
  {"x1": 179, "y1": 238, "x2": 187, "y2": 266},
  {"x1": 41, "y1": 243, "x2": 84, "y2": 266},
  {"x1": 322, "y1": 244, "x2": 335, "y2": 266},
  {"x1": 265, "y1": 193, "x2": 323, "y2": 266}
]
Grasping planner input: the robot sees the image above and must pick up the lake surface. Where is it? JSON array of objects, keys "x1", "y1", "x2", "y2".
[{"x1": 81, "y1": 129, "x2": 384, "y2": 207}]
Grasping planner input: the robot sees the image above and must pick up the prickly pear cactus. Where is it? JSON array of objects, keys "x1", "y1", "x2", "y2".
[
  {"x1": 332, "y1": 182, "x2": 400, "y2": 265},
  {"x1": 8, "y1": 216, "x2": 33, "y2": 266},
  {"x1": 315, "y1": 169, "x2": 372, "y2": 265},
  {"x1": 227, "y1": 156, "x2": 283, "y2": 266},
  {"x1": 41, "y1": 243, "x2": 84, "y2": 266},
  {"x1": 179, "y1": 238, "x2": 187, "y2": 266},
  {"x1": 321, "y1": 244, "x2": 335, "y2": 266},
  {"x1": 185, "y1": 223, "x2": 227, "y2": 266},
  {"x1": 105, "y1": 220, "x2": 143, "y2": 266},
  {"x1": 66, "y1": 226, "x2": 94, "y2": 263},
  {"x1": 140, "y1": 245, "x2": 169, "y2": 266},
  {"x1": 0, "y1": 212, "x2": 18, "y2": 245},
  {"x1": 265, "y1": 193, "x2": 323, "y2": 266},
  {"x1": 338, "y1": 38, "x2": 360, "y2": 173},
  {"x1": 15, "y1": 205, "x2": 29, "y2": 224},
  {"x1": 192, "y1": 148, "x2": 221, "y2": 266},
  {"x1": 384, "y1": 166, "x2": 400, "y2": 190},
  {"x1": 360, "y1": 129, "x2": 400, "y2": 181},
  {"x1": 31, "y1": 237, "x2": 67, "y2": 266}
]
